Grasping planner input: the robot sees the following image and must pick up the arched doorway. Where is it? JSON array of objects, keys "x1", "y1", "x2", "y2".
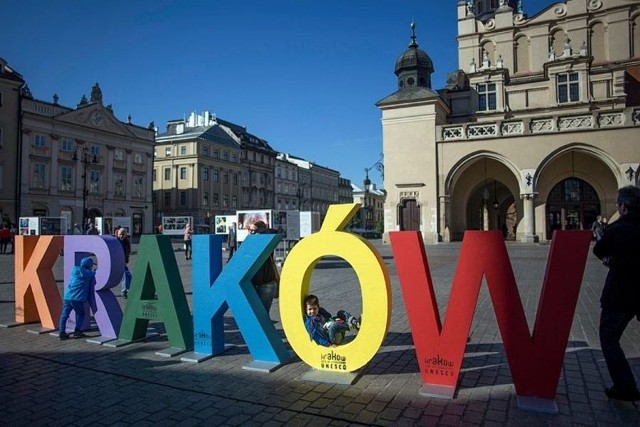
[
  {"x1": 545, "y1": 178, "x2": 600, "y2": 240},
  {"x1": 399, "y1": 199, "x2": 420, "y2": 231}
]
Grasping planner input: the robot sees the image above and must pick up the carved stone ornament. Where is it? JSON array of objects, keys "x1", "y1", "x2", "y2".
[
  {"x1": 587, "y1": 0, "x2": 603, "y2": 12},
  {"x1": 553, "y1": 4, "x2": 567, "y2": 18},
  {"x1": 399, "y1": 191, "x2": 420, "y2": 199}
]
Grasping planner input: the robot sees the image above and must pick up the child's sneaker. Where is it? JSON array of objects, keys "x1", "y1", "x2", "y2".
[
  {"x1": 349, "y1": 316, "x2": 361, "y2": 330},
  {"x1": 59, "y1": 332, "x2": 69, "y2": 340}
]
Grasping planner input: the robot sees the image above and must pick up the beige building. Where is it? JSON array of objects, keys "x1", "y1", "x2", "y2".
[
  {"x1": 0, "y1": 58, "x2": 24, "y2": 226},
  {"x1": 154, "y1": 112, "x2": 243, "y2": 228},
  {"x1": 19, "y1": 83, "x2": 156, "y2": 235},
  {"x1": 378, "y1": 0, "x2": 640, "y2": 244}
]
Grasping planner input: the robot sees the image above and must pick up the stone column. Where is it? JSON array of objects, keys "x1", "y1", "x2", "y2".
[{"x1": 520, "y1": 193, "x2": 538, "y2": 243}]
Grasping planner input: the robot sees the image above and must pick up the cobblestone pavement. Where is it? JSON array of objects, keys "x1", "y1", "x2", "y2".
[{"x1": 1, "y1": 239, "x2": 639, "y2": 426}]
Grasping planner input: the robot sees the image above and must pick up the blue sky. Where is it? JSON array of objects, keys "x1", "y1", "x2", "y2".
[{"x1": 2, "y1": 0, "x2": 551, "y2": 188}]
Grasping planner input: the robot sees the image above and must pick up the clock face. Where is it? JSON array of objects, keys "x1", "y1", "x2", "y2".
[{"x1": 91, "y1": 111, "x2": 104, "y2": 126}]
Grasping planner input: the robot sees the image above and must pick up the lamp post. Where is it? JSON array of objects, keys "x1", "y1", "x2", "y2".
[
  {"x1": 297, "y1": 182, "x2": 306, "y2": 210},
  {"x1": 73, "y1": 147, "x2": 97, "y2": 230},
  {"x1": 363, "y1": 155, "x2": 384, "y2": 232}
]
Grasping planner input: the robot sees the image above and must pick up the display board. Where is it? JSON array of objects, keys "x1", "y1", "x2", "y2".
[
  {"x1": 236, "y1": 210, "x2": 271, "y2": 242},
  {"x1": 214, "y1": 215, "x2": 237, "y2": 235},
  {"x1": 161, "y1": 216, "x2": 193, "y2": 236},
  {"x1": 273, "y1": 210, "x2": 300, "y2": 240},
  {"x1": 299, "y1": 211, "x2": 321, "y2": 238},
  {"x1": 95, "y1": 217, "x2": 132, "y2": 235},
  {"x1": 18, "y1": 217, "x2": 67, "y2": 235}
]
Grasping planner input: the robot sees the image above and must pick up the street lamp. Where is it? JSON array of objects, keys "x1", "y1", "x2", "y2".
[
  {"x1": 363, "y1": 154, "x2": 384, "y2": 232},
  {"x1": 73, "y1": 147, "x2": 97, "y2": 230},
  {"x1": 296, "y1": 181, "x2": 306, "y2": 210}
]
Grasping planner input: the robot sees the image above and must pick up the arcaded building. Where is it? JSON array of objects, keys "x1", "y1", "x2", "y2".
[{"x1": 378, "y1": 0, "x2": 640, "y2": 243}]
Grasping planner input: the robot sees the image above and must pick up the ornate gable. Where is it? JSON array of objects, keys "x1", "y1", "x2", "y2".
[{"x1": 55, "y1": 104, "x2": 137, "y2": 137}]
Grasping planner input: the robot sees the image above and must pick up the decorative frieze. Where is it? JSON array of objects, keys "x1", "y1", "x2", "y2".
[
  {"x1": 598, "y1": 113, "x2": 623, "y2": 128},
  {"x1": 501, "y1": 121, "x2": 523, "y2": 136},
  {"x1": 467, "y1": 123, "x2": 497, "y2": 138},
  {"x1": 558, "y1": 115, "x2": 593, "y2": 131}
]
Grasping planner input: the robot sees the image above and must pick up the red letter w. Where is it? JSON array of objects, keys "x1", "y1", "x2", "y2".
[{"x1": 390, "y1": 230, "x2": 591, "y2": 402}]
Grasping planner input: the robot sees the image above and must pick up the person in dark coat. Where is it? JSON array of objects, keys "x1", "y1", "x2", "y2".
[
  {"x1": 593, "y1": 185, "x2": 640, "y2": 402},
  {"x1": 227, "y1": 222, "x2": 237, "y2": 262},
  {"x1": 248, "y1": 220, "x2": 279, "y2": 316},
  {"x1": 117, "y1": 228, "x2": 132, "y2": 298}
]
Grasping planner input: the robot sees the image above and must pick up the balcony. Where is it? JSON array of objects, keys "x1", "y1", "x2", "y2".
[{"x1": 440, "y1": 108, "x2": 639, "y2": 142}]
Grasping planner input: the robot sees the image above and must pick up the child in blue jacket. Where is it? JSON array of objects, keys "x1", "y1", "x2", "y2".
[
  {"x1": 58, "y1": 256, "x2": 96, "y2": 340},
  {"x1": 303, "y1": 294, "x2": 360, "y2": 347}
]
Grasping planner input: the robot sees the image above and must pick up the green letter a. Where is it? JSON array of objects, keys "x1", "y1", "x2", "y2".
[{"x1": 118, "y1": 235, "x2": 193, "y2": 350}]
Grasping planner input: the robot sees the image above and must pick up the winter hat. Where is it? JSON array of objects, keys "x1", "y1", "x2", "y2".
[{"x1": 80, "y1": 257, "x2": 95, "y2": 268}]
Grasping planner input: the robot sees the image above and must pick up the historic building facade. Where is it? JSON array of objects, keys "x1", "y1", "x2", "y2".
[
  {"x1": 20, "y1": 83, "x2": 155, "y2": 235},
  {"x1": 154, "y1": 112, "x2": 243, "y2": 228},
  {"x1": 0, "y1": 58, "x2": 24, "y2": 226},
  {"x1": 379, "y1": 0, "x2": 640, "y2": 243}
]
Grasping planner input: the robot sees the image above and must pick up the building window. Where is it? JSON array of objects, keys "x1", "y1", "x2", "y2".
[
  {"x1": 133, "y1": 176, "x2": 143, "y2": 198},
  {"x1": 180, "y1": 191, "x2": 187, "y2": 206},
  {"x1": 222, "y1": 151, "x2": 229, "y2": 160},
  {"x1": 34, "y1": 134, "x2": 47, "y2": 147},
  {"x1": 89, "y1": 170, "x2": 101, "y2": 193},
  {"x1": 213, "y1": 193, "x2": 219, "y2": 207},
  {"x1": 223, "y1": 194, "x2": 229, "y2": 207},
  {"x1": 61, "y1": 139, "x2": 74, "y2": 152},
  {"x1": 165, "y1": 147, "x2": 172, "y2": 156},
  {"x1": 164, "y1": 192, "x2": 171, "y2": 206},
  {"x1": 114, "y1": 149, "x2": 125, "y2": 161},
  {"x1": 60, "y1": 166, "x2": 73, "y2": 191},
  {"x1": 213, "y1": 150, "x2": 219, "y2": 159},
  {"x1": 180, "y1": 166, "x2": 187, "y2": 180},
  {"x1": 114, "y1": 174, "x2": 125, "y2": 196},
  {"x1": 90, "y1": 144, "x2": 100, "y2": 157},
  {"x1": 180, "y1": 145, "x2": 187, "y2": 155},
  {"x1": 232, "y1": 195, "x2": 237, "y2": 208},
  {"x1": 231, "y1": 153, "x2": 237, "y2": 162},
  {"x1": 164, "y1": 167, "x2": 171, "y2": 180},
  {"x1": 477, "y1": 83, "x2": 496, "y2": 111},
  {"x1": 203, "y1": 145, "x2": 209, "y2": 156},
  {"x1": 233, "y1": 173, "x2": 238, "y2": 185},
  {"x1": 213, "y1": 169, "x2": 219, "y2": 182},
  {"x1": 203, "y1": 167, "x2": 209, "y2": 181},
  {"x1": 557, "y1": 73, "x2": 579, "y2": 103},
  {"x1": 203, "y1": 192, "x2": 209, "y2": 207},
  {"x1": 32, "y1": 163, "x2": 46, "y2": 188},
  {"x1": 134, "y1": 152, "x2": 143, "y2": 164},
  {"x1": 223, "y1": 171, "x2": 229, "y2": 184}
]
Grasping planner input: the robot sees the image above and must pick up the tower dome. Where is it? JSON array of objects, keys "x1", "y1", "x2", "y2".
[{"x1": 394, "y1": 21, "x2": 434, "y2": 90}]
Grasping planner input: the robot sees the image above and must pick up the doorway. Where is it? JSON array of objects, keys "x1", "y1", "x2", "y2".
[
  {"x1": 399, "y1": 199, "x2": 420, "y2": 231},
  {"x1": 545, "y1": 178, "x2": 600, "y2": 239}
]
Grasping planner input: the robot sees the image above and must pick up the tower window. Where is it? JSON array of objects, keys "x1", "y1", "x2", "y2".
[
  {"x1": 557, "y1": 73, "x2": 580, "y2": 103},
  {"x1": 477, "y1": 83, "x2": 497, "y2": 111}
]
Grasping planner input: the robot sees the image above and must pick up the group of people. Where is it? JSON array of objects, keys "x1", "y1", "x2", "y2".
[{"x1": 0, "y1": 224, "x2": 16, "y2": 254}]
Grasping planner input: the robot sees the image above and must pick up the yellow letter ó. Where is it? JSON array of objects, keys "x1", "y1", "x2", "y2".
[{"x1": 280, "y1": 204, "x2": 391, "y2": 372}]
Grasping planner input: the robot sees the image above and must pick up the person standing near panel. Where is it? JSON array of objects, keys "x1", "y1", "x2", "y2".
[{"x1": 227, "y1": 222, "x2": 237, "y2": 262}]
